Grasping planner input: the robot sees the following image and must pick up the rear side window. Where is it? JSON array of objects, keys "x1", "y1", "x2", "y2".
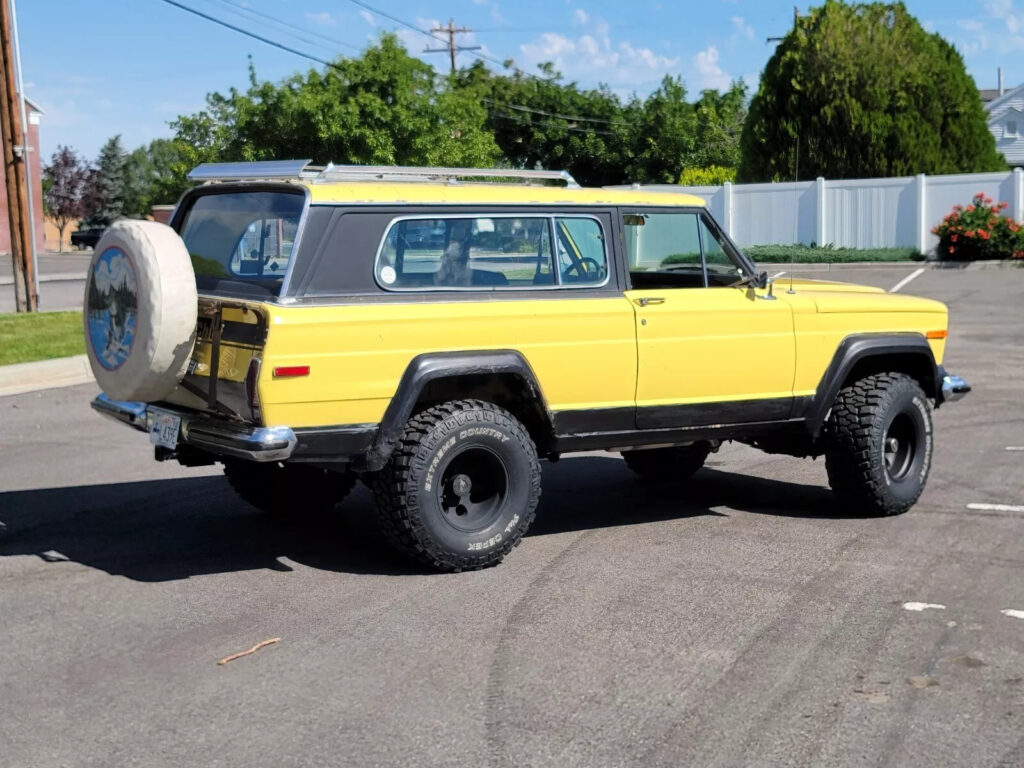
[
  {"x1": 375, "y1": 215, "x2": 607, "y2": 290},
  {"x1": 178, "y1": 190, "x2": 306, "y2": 296}
]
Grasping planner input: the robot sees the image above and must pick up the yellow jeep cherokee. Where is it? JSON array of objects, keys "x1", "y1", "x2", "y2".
[{"x1": 86, "y1": 161, "x2": 970, "y2": 571}]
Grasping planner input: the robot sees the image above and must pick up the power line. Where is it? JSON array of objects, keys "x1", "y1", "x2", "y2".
[
  {"x1": 155, "y1": 0, "x2": 345, "y2": 69},
  {"x1": 482, "y1": 98, "x2": 633, "y2": 128},
  {"x1": 488, "y1": 111, "x2": 618, "y2": 137},
  {"x1": 202, "y1": 0, "x2": 360, "y2": 54}
]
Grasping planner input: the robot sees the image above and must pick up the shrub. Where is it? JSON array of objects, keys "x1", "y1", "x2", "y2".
[
  {"x1": 933, "y1": 193, "x2": 1024, "y2": 261},
  {"x1": 678, "y1": 165, "x2": 737, "y2": 186}
]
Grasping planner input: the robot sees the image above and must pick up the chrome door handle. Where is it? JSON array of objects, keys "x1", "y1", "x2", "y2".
[{"x1": 634, "y1": 297, "x2": 665, "y2": 307}]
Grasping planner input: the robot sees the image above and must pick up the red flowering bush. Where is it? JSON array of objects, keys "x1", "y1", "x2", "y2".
[{"x1": 933, "y1": 193, "x2": 1024, "y2": 261}]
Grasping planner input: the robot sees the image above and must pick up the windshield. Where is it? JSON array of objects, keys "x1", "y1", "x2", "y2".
[{"x1": 178, "y1": 189, "x2": 306, "y2": 297}]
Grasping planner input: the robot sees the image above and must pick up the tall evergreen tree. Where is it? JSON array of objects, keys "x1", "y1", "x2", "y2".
[
  {"x1": 739, "y1": 1, "x2": 1004, "y2": 182},
  {"x1": 83, "y1": 135, "x2": 129, "y2": 227}
]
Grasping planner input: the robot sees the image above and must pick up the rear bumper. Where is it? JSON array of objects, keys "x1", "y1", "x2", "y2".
[
  {"x1": 938, "y1": 369, "x2": 971, "y2": 404},
  {"x1": 92, "y1": 394, "x2": 297, "y2": 462}
]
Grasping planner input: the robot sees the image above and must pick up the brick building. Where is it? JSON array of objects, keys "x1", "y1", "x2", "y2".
[{"x1": 0, "y1": 96, "x2": 46, "y2": 253}]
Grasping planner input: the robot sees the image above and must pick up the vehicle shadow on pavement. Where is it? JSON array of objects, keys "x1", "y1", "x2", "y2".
[{"x1": 0, "y1": 457, "x2": 842, "y2": 580}]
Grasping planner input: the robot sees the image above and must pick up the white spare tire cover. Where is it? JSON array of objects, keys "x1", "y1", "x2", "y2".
[{"x1": 84, "y1": 219, "x2": 198, "y2": 402}]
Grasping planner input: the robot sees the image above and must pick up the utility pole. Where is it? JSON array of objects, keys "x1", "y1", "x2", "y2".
[
  {"x1": 767, "y1": 5, "x2": 800, "y2": 44},
  {"x1": 0, "y1": 0, "x2": 36, "y2": 311},
  {"x1": 424, "y1": 19, "x2": 480, "y2": 75}
]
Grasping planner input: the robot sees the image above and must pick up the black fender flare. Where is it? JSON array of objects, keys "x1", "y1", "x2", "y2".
[
  {"x1": 363, "y1": 350, "x2": 550, "y2": 471},
  {"x1": 805, "y1": 333, "x2": 940, "y2": 436}
]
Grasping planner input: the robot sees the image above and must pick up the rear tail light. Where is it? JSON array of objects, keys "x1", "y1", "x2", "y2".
[{"x1": 245, "y1": 357, "x2": 262, "y2": 422}]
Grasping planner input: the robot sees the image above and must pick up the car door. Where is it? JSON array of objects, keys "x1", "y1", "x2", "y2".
[{"x1": 622, "y1": 208, "x2": 797, "y2": 429}]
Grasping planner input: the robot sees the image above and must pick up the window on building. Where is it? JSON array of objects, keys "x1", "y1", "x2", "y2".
[{"x1": 1007, "y1": 121, "x2": 1018, "y2": 138}]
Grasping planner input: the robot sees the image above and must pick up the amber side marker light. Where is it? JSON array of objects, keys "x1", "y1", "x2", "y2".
[
  {"x1": 273, "y1": 365, "x2": 311, "y2": 378},
  {"x1": 925, "y1": 330, "x2": 948, "y2": 340}
]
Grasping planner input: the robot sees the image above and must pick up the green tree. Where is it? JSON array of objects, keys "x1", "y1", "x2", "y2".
[
  {"x1": 740, "y1": 1, "x2": 1004, "y2": 181},
  {"x1": 83, "y1": 135, "x2": 128, "y2": 226},
  {"x1": 171, "y1": 36, "x2": 500, "y2": 169},
  {"x1": 122, "y1": 139, "x2": 192, "y2": 217}
]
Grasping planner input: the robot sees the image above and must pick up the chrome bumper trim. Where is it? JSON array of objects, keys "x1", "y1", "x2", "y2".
[
  {"x1": 91, "y1": 394, "x2": 297, "y2": 462},
  {"x1": 941, "y1": 374, "x2": 971, "y2": 403}
]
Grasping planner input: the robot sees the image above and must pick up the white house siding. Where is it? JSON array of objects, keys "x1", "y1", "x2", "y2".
[{"x1": 985, "y1": 88, "x2": 1024, "y2": 166}]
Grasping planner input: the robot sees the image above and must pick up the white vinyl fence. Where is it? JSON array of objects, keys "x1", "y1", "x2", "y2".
[{"x1": 663, "y1": 169, "x2": 1024, "y2": 255}]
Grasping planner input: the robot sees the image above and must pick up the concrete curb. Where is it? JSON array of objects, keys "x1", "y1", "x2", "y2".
[{"x1": 0, "y1": 355, "x2": 94, "y2": 398}]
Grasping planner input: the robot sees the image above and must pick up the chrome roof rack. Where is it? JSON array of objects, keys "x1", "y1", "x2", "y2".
[
  {"x1": 187, "y1": 159, "x2": 314, "y2": 181},
  {"x1": 315, "y1": 164, "x2": 579, "y2": 187},
  {"x1": 185, "y1": 159, "x2": 579, "y2": 187}
]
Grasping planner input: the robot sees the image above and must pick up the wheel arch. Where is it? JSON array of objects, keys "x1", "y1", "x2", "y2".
[
  {"x1": 805, "y1": 334, "x2": 940, "y2": 437},
  {"x1": 364, "y1": 350, "x2": 554, "y2": 471}
]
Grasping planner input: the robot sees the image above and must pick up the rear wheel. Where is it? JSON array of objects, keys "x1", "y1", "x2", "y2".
[
  {"x1": 825, "y1": 372, "x2": 933, "y2": 516},
  {"x1": 368, "y1": 399, "x2": 541, "y2": 572},
  {"x1": 223, "y1": 460, "x2": 356, "y2": 516},
  {"x1": 621, "y1": 443, "x2": 711, "y2": 481}
]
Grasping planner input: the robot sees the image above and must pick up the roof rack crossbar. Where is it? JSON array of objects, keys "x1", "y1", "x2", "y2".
[{"x1": 315, "y1": 164, "x2": 580, "y2": 187}]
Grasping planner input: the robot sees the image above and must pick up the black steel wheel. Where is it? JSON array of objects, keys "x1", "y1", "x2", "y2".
[
  {"x1": 369, "y1": 399, "x2": 541, "y2": 572},
  {"x1": 825, "y1": 372, "x2": 933, "y2": 516}
]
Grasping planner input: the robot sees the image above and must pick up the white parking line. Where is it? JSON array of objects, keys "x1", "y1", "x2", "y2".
[
  {"x1": 888, "y1": 267, "x2": 926, "y2": 293},
  {"x1": 902, "y1": 602, "x2": 946, "y2": 611},
  {"x1": 1002, "y1": 609, "x2": 1024, "y2": 620},
  {"x1": 771, "y1": 271, "x2": 786, "y2": 279},
  {"x1": 967, "y1": 503, "x2": 1024, "y2": 513},
  {"x1": 1006, "y1": 447, "x2": 1024, "y2": 452}
]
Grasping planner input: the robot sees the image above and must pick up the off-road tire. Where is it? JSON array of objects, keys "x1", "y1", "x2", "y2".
[
  {"x1": 825, "y1": 372, "x2": 933, "y2": 516},
  {"x1": 223, "y1": 460, "x2": 356, "y2": 515},
  {"x1": 622, "y1": 443, "x2": 711, "y2": 481},
  {"x1": 368, "y1": 400, "x2": 541, "y2": 572}
]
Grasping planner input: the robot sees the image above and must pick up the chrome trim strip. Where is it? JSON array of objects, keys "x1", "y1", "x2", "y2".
[
  {"x1": 91, "y1": 395, "x2": 297, "y2": 462},
  {"x1": 941, "y1": 374, "x2": 971, "y2": 403},
  {"x1": 316, "y1": 164, "x2": 579, "y2": 187},
  {"x1": 371, "y1": 213, "x2": 612, "y2": 292}
]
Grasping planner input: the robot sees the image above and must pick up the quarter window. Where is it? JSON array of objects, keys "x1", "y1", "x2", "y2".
[{"x1": 375, "y1": 216, "x2": 607, "y2": 290}]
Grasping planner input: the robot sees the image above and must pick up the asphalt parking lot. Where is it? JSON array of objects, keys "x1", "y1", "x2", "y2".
[{"x1": 1, "y1": 265, "x2": 1023, "y2": 767}]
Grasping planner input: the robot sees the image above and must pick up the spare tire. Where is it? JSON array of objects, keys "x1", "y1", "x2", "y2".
[{"x1": 83, "y1": 220, "x2": 198, "y2": 402}]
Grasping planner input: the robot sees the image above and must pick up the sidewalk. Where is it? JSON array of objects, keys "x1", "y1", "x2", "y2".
[
  {"x1": 0, "y1": 355, "x2": 94, "y2": 398},
  {"x1": 0, "y1": 272, "x2": 86, "y2": 286}
]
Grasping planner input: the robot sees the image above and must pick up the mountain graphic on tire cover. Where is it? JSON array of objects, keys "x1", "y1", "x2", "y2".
[{"x1": 86, "y1": 247, "x2": 138, "y2": 371}]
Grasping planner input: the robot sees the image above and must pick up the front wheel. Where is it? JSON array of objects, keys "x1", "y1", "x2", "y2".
[
  {"x1": 368, "y1": 400, "x2": 541, "y2": 572},
  {"x1": 825, "y1": 372, "x2": 933, "y2": 516}
]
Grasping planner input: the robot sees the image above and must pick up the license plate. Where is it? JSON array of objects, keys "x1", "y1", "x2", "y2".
[{"x1": 149, "y1": 412, "x2": 181, "y2": 450}]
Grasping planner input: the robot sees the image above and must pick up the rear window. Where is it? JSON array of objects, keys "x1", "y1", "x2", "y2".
[{"x1": 178, "y1": 190, "x2": 306, "y2": 297}]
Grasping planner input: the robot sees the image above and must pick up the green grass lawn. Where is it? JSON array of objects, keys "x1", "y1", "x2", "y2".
[{"x1": 0, "y1": 311, "x2": 84, "y2": 366}]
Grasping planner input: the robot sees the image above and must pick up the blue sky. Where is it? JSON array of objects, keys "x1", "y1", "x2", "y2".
[{"x1": 17, "y1": 0, "x2": 1021, "y2": 163}]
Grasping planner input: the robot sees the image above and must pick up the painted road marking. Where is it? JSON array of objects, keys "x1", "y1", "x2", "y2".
[
  {"x1": 771, "y1": 271, "x2": 786, "y2": 279},
  {"x1": 903, "y1": 602, "x2": 946, "y2": 611},
  {"x1": 967, "y1": 503, "x2": 1024, "y2": 513},
  {"x1": 1002, "y1": 609, "x2": 1024, "y2": 620},
  {"x1": 889, "y1": 267, "x2": 926, "y2": 293},
  {"x1": 1006, "y1": 447, "x2": 1024, "y2": 451}
]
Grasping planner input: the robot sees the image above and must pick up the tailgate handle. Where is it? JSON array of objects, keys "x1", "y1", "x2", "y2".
[{"x1": 634, "y1": 297, "x2": 665, "y2": 307}]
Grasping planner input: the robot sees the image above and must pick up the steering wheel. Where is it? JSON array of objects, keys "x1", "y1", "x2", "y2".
[{"x1": 566, "y1": 257, "x2": 604, "y2": 280}]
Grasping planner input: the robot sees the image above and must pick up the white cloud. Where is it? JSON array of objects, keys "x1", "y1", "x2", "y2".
[
  {"x1": 730, "y1": 16, "x2": 755, "y2": 42},
  {"x1": 359, "y1": 9, "x2": 375, "y2": 27},
  {"x1": 517, "y1": 16, "x2": 679, "y2": 90},
  {"x1": 694, "y1": 45, "x2": 731, "y2": 90},
  {"x1": 305, "y1": 11, "x2": 336, "y2": 27}
]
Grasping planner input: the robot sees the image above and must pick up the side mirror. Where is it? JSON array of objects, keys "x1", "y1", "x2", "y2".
[{"x1": 754, "y1": 271, "x2": 769, "y2": 290}]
